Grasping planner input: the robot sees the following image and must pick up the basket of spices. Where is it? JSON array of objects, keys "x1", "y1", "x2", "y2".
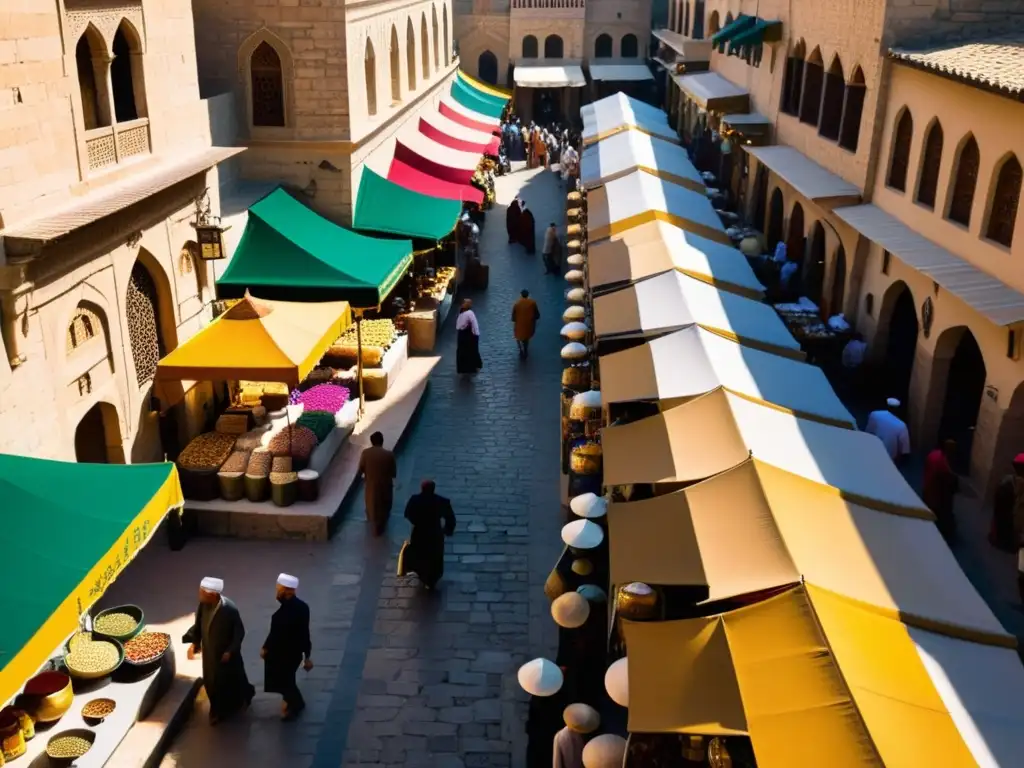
[
  {"x1": 46, "y1": 729, "x2": 95, "y2": 763},
  {"x1": 63, "y1": 632, "x2": 123, "y2": 680},
  {"x1": 122, "y1": 631, "x2": 171, "y2": 668},
  {"x1": 93, "y1": 605, "x2": 144, "y2": 642},
  {"x1": 81, "y1": 698, "x2": 116, "y2": 724}
]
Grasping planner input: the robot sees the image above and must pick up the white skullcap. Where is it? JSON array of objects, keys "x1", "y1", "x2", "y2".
[
  {"x1": 887, "y1": 397, "x2": 901, "y2": 408},
  {"x1": 277, "y1": 573, "x2": 299, "y2": 589},
  {"x1": 200, "y1": 577, "x2": 224, "y2": 594}
]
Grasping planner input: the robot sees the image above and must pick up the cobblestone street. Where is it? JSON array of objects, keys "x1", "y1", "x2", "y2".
[{"x1": 105, "y1": 164, "x2": 568, "y2": 768}]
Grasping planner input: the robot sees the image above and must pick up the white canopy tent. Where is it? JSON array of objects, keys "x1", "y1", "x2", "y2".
[
  {"x1": 588, "y1": 62, "x2": 655, "y2": 82},
  {"x1": 513, "y1": 63, "x2": 586, "y2": 88},
  {"x1": 580, "y1": 130, "x2": 704, "y2": 192},
  {"x1": 599, "y1": 325, "x2": 854, "y2": 427},
  {"x1": 586, "y1": 170, "x2": 729, "y2": 243},
  {"x1": 592, "y1": 270, "x2": 802, "y2": 358},
  {"x1": 581, "y1": 92, "x2": 679, "y2": 145},
  {"x1": 588, "y1": 221, "x2": 764, "y2": 298}
]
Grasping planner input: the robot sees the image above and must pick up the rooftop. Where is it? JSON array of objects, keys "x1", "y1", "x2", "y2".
[{"x1": 889, "y1": 35, "x2": 1024, "y2": 99}]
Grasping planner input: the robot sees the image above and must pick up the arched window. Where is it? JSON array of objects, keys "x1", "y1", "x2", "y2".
[
  {"x1": 621, "y1": 34, "x2": 639, "y2": 58},
  {"x1": 432, "y1": 5, "x2": 439, "y2": 68},
  {"x1": 406, "y1": 18, "x2": 416, "y2": 91},
  {"x1": 478, "y1": 50, "x2": 498, "y2": 85},
  {"x1": 544, "y1": 34, "x2": 563, "y2": 59},
  {"x1": 420, "y1": 15, "x2": 430, "y2": 78},
  {"x1": 76, "y1": 28, "x2": 109, "y2": 130},
  {"x1": 390, "y1": 26, "x2": 401, "y2": 103},
  {"x1": 708, "y1": 11, "x2": 720, "y2": 35},
  {"x1": 780, "y1": 40, "x2": 805, "y2": 116},
  {"x1": 886, "y1": 109, "x2": 913, "y2": 192},
  {"x1": 365, "y1": 39, "x2": 377, "y2": 117},
  {"x1": 692, "y1": 0, "x2": 705, "y2": 38},
  {"x1": 111, "y1": 21, "x2": 143, "y2": 122},
  {"x1": 818, "y1": 56, "x2": 844, "y2": 141},
  {"x1": 839, "y1": 66, "x2": 865, "y2": 152},
  {"x1": 443, "y1": 5, "x2": 450, "y2": 64},
  {"x1": 522, "y1": 35, "x2": 538, "y2": 59},
  {"x1": 916, "y1": 120, "x2": 943, "y2": 208},
  {"x1": 126, "y1": 261, "x2": 165, "y2": 386},
  {"x1": 684, "y1": 2, "x2": 691, "y2": 36},
  {"x1": 250, "y1": 42, "x2": 285, "y2": 127},
  {"x1": 595, "y1": 34, "x2": 613, "y2": 58},
  {"x1": 947, "y1": 135, "x2": 980, "y2": 227},
  {"x1": 799, "y1": 47, "x2": 824, "y2": 126},
  {"x1": 986, "y1": 154, "x2": 1022, "y2": 247},
  {"x1": 67, "y1": 305, "x2": 102, "y2": 353},
  {"x1": 724, "y1": 12, "x2": 734, "y2": 26}
]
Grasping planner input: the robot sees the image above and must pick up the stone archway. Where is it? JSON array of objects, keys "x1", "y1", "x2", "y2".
[
  {"x1": 989, "y1": 381, "x2": 1024, "y2": 498},
  {"x1": 752, "y1": 165, "x2": 768, "y2": 233},
  {"x1": 126, "y1": 252, "x2": 176, "y2": 387},
  {"x1": 805, "y1": 221, "x2": 826, "y2": 307},
  {"x1": 478, "y1": 50, "x2": 498, "y2": 85},
  {"x1": 933, "y1": 326, "x2": 987, "y2": 474},
  {"x1": 829, "y1": 244, "x2": 847, "y2": 319},
  {"x1": 75, "y1": 401, "x2": 124, "y2": 463},
  {"x1": 766, "y1": 187, "x2": 783, "y2": 249},
  {"x1": 877, "y1": 280, "x2": 918, "y2": 405},
  {"x1": 786, "y1": 203, "x2": 805, "y2": 266}
]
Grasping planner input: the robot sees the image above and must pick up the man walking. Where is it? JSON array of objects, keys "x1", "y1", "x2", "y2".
[
  {"x1": 512, "y1": 289, "x2": 540, "y2": 359},
  {"x1": 542, "y1": 222, "x2": 560, "y2": 274},
  {"x1": 865, "y1": 397, "x2": 911, "y2": 466},
  {"x1": 182, "y1": 577, "x2": 255, "y2": 725},
  {"x1": 261, "y1": 573, "x2": 313, "y2": 721},
  {"x1": 358, "y1": 431, "x2": 397, "y2": 536},
  {"x1": 403, "y1": 480, "x2": 457, "y2": 591}
]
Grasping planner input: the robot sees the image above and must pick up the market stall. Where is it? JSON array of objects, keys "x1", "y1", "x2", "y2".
[
  {"x1": 585, "y1": 170, "x2": 733, "y2": 244},
  {"x1": 0, "y1": 456, "x2": 184, "y2": 766},
  {"x1": 394, "y1": 130, "x2": 483, "y2": 185},
  {"x1": 579, "y1": 129, "x2": 704, "y2": 192},
  {"x1": 388, "y1": 157, "x2": 485, "y2": 205},
  {"x1": 438, "y1": 94, "x2": 501, "y2": 134},
  {"x1": 580, "y1": 91, "x2": 679, "y2": 146},
  {"x1": 773, "y1": 299, "x2": 852, "y2": 366},
  {"x1": 418, "y1": 113, "x2": 500, "y2": 155},
  {"x1": 450, "y1": 74, "x2": 508, "y2": 119}
]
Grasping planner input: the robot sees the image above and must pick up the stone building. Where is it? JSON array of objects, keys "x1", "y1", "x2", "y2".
[
  {"x1": 657, "y1": 0, "x2": 1024, "y2": 496},
  {"x1": 0, "y1": 0, "x2": 241, "y2": 464},
  {"x1": 190, "y1": 0, "x2": 459, "y2": 225},
  {"x1": 454, "y1": 0, "x2": 653, "y2": 122}
]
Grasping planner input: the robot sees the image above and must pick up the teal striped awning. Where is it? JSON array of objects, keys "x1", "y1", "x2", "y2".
[
  {"x1": 710, "y1": 15, "x2": 755, "y2": 51},
  {"x1": 729, "y1": 19, "x2": 783, "y2": 52}
]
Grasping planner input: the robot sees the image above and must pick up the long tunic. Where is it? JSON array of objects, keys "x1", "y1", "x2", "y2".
[
  {"x1": 923, "y1": 449, "x2": 958, "y2": 540},
  {"x1": 520, "y1": 208, "x2": 537, "y2": 254},
  {"x1": 263, "y1": 596, "x2": 312, "y2": 696},
  {"x1": 403, "y1": 491, "x2": 456, "y2": 587},
  {"x1": 507, "y1": 201, "x2": 522, "y2": 243},
  {"x1": 359, "y1": 445, "x2": 397, "y2": 527},
  {"x1": 512, "y1": 297, "x2": 540, "y2": 342},
  {"x1": 182, "y1": 597, "x2": 255, "y2": 719},
  {"x1": 552, "y1": 727, "x2": 585, "y2": 768}
]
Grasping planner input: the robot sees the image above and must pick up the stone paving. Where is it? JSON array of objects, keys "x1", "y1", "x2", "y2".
[{"x1": 103, "y1": 163, "x2": 569, "y2": 768}]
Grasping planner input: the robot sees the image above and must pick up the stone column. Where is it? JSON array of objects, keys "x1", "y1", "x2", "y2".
[{"x1": 90, "y1": 53, "x2": 115, "y2": 129}]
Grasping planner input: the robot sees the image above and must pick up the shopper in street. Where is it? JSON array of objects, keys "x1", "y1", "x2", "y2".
[
  {"x1": 506, "y1": 197, "x2": 522, "y2": 244},
  {"x1": 923, "y1": 439, "x2": 959, "y2": 542},
  {"x1": 512, "y1": 289, "x2": 540, "y2": 359},
  {"x1": 519, "y1": 202, "x2": 537, "y2": 254},
  {"x1": 542, "y1": 222, "x2": 560, "y2": 274},
  {"x1": 839, "y1": 332, "x2": 868, "y2": 396},
  {"x1": 357, "y1": 431, "x2": 397, "y2": 536},
  {"x1": 865, "y1": 397, "x2": 911, "y2": 465},
  {"x1": 455, "y1": 298, "x2": 483, "y2": 377},
  {"x1": 403, "y1": 479, "x2": 457, "y2": 590},
  {"x1": 182, "y1": 577, "x2": 255, "y2": 726},
  {"x1": 991, "y1": 454, "x2": 1024, "y2": 553},
  {"x1": 261, "y1": 573, "x2": 312, "y2": 721}
]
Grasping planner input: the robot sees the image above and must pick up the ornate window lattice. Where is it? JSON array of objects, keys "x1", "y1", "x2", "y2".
[
  {"x1": 67, "y1": 306, "x2": 102, "y2": 352},
  {"x1": 887, "y1": 109, "x2": 913, "y2": 192},
  {"x1": 948, "y1": 135, "x2": 980, "y2": 227},
  {"x1": 250, "y1": 42, "x2": 285, "y2": 127},
  {"x1": 916, "y1": 121, "x2": 943, "y2": 208},
  {"x1": 987, "y1": 155, "x2": 1022, "y2": 248},
  {"x1": 126, "y1": 261, "x2": 164, "y2": 386}
]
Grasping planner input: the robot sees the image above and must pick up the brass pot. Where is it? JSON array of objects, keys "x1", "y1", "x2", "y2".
[
  {"x1": 21, "y1": 671, "x2": 72, "y2": 723},
  {"x1": 616, "y1": 583, "x2": 658, "y2": 621},
  {"x1": 570, "y1": 443, "x2": 602, "y2": 476}
]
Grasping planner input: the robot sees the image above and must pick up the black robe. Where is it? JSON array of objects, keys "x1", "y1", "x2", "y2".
[
  {"x1": 519, "y1": 208, "x2": 536, "y2": 254},
  {"x1": 182, "y1": 597, "x2": 255, "y2": 719},
  {"x1": 403, "y1": 491, "x2": 456, "y2": 587},
  {"x1": 263, "y1": 596, "x2": 312, "y2": 698},
  {"x1": 506, "y1": 201, "x2": 521, "y2": 244}
]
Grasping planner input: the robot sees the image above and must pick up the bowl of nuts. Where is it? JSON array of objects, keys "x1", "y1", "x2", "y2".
[
  {"x1": 46, "y1": 729, "x2": 95, "y2": 762},
  {"x1": 122, "y1": 631, "x2": 171, "y2": 667},
  {"x1": 92, "y1": 605, "x2": 145, "y2": 642},
  {"x1": 81, "y1": 698, "x2": 116, "y2": 724},
  {"x1": 63, "y1": 632, "x2": 124, "y2": 680}
]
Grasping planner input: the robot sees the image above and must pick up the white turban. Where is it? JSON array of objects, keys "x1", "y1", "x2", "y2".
[
  {"x1": 886, "y1": 397, "x2": 901, "y2": 408},
  {"x1": 200, "y1": 577, "x2": 224, "y2": 594},
  {"x1": 277, "y1": 573, "x2": 299, "y2": 589}
]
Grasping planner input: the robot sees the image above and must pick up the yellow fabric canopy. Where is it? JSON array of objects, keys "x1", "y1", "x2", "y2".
[
  {"x1": 155, "y1": 294, "x2": 351, "y2": 404},
  {"x1": 600, "y1": 388, "x2": 928, "y2": 516},
  {"x1": 608, "y1": 459, "x2": 1010, "y2": 646},
  {"x1": 623, "y1": 584, "x2": 1024, "y2": 767}
]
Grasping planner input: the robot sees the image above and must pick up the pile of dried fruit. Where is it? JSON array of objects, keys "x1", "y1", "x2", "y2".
[
  {"x1": 123, "y1": 632, "x2": 170, "y2": 664},
  {"x1": 93, "y1": 611, "x2": 138, "y2": 636},
  {"x1": 177, "y1": 432, "x2": 237, "y2": 470},
  {"x1": 47, "y1": 735, "x2": 92, "y2": 759},
  {"x1": 81, "y1": 699, "x2": 115, "y2": 719},
  {"x1": 267, "y1": 425, "x2": 318, "y2": 459},
  {"x1": 66, "y1": 634, "x2": 119, "y2": 675}
]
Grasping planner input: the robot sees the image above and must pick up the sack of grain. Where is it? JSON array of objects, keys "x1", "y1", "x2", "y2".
[
  {"x1": 246, "y1": 448, "x2": 273, "y2": 478},
  {"x1": 215, "y1": 413, "x2": 250, "y2": 435},
  {"x1": 178, "y1": 432, "x2": 237, "y2": 471}
]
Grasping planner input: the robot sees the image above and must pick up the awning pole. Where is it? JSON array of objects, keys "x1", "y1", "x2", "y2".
[{"x1": 355, "y1": 309, "x2": 365, "y2": 419}]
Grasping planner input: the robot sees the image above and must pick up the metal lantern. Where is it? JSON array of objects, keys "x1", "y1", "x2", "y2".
[
  {"x1": 708, "y1": 737, "x2": 732, "y2": 768},
  {"x1": 195, "y1": 223, "x2": 226, "y2": 261},
  {"x1": 561, "y1": 321, "x2": 589, "y2": 341}
]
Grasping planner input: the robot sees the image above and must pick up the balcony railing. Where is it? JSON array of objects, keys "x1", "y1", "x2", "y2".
[
  {"x1": 511, "y1": 0, "x2": 584, "y2": 7},
  {"x1": 84, "y1": 118, "x2": 151, "y2": 173}
]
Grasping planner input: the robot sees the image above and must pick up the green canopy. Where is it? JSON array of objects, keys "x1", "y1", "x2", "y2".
[
  {"x1": 451, "y1": 77, "x2": 506, "y2": 119},
  {"x1": 353, "y1": 168, "x2": 462, "y2": 241},
  {"x1": 711, "y1": 14, "x2": 755, "y2": 50},
  {"x1": 218, "y1": 187, "x2": 413, "y2": 308},
  {"x1": 0, "y1": 456, "x2": 184, "y2": 706},
  {"x1": 729, "y1": 19, "x2": 782, "y2": 52}
]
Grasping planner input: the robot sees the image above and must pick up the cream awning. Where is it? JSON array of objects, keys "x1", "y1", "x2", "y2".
[
  {"x1": 588, "y1": 220, "x2": 764, "y2": 298},
  {"x1": 652, "y1": 29, "x2": 713, "y2": 62},
  {"x1": 439, "y1": 93, "x2": 499, "y2": 126},
  {"x1": 672, "y1": 71, "x2": 749, "y2": 112},
  {"x1": 600, "y1": 387, "x2": 929, "y2": 515},
  {"x1": 592, "y1": 270, "x2": 801, "y2": 358},
  {"x1": 588, "y1": 62, "x2": 655, "y2": 82},
  {"x1": 398, "y1": 126, "x2": 482, "y2": 170},
  {"x1": 599, "y1": 326, "x2": 854, "y2": 427},
  {"x1": 420, "y1": 108, "x2": 499, "y2": 146},
  {"x1": 580, "y1": 130, "x2": 704, "y2": 192},
  {"x1": 745, "y1": 145, "x2": 861, "y2": 203},
  {"x1": 514, "y1": 62, "x2": 586, "y2": 88},
  {"x1": 586, "y1": 170, "x2": 730, "y2": 243},
  {"x1": 608, "y1": 459, "x2": 1009, "y2": 644},
  {"x1": 622, "y1": 584, "x2": 1024, "y2": 766},
  {"x1": 834, "y1": 203, "x2": 1024, "y2": 326},
  {"x1": 581, "y1": 92, "x2": 679, "y2": 145}
]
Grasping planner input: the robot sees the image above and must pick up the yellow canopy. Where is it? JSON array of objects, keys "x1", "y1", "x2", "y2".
[
  {"x1": 155, "y1": 293, "x2": 351, "y2": 404},
  {"x1": 608, "y1": 459, "x2": 1010, "y2": 646},
  {"x1": 623, "y1": 584, "x2": 1024, "y2": 767},
  {"x1": 600, "y1": 388, "x2": 928, "y2": 516}
]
